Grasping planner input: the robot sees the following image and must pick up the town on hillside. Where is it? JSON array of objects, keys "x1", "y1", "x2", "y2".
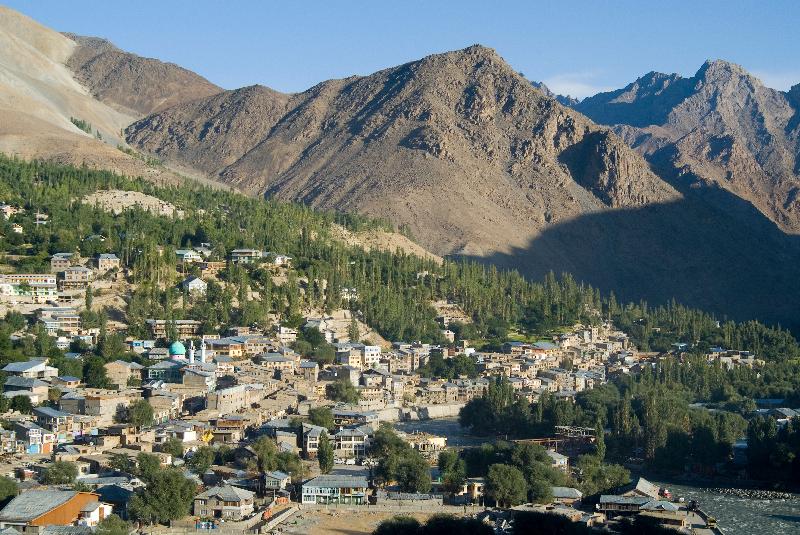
[{"x1": 0, "y1": 233, "x2": 763, "y2": 534}]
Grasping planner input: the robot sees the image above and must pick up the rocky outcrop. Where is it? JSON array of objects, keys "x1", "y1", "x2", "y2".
[
  {"x1": 65, "y1": 33, "x2": 223, "y2": 116},
  {"x1": 575, "y1": 60, "x2": 800, "y2": 234}
]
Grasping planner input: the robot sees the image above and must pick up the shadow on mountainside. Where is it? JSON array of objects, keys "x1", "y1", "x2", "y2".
[{"x1": 461, "y1": 187, "x2": 800, "y2": 332}]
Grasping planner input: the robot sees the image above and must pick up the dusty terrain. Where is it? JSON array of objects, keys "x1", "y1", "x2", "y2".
[
  {"x1": 82, "y1": 189, "x2": 183, "y2": 217},
  {"x1": 0, "y1": 7, "x2": 219, "y2": 187},
  {"x1": 331, "y1": 225, "x2": 442, "y2": 264},
  {"x1": 282, "y1": 509, "x2": 447, "y2": 535},
  {"x1": 64, "y1": 33, "x2": 222, "y2": 116}
]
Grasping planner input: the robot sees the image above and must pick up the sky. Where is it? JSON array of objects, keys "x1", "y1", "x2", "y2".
[{"x1": 5, "y1": 1, "x2": 800, "y2": 99}]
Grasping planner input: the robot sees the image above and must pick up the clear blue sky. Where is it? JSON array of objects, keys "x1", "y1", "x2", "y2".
[{"x1": 6, "y1": 0, "x2": 799, "y2": 98}]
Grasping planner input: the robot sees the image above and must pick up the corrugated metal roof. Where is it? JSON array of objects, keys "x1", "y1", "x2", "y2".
[
  {"x1": 0, "y1": 490, "x2": 80, "y2": 521},
  {"x1": 303, "y1": 475, "x2": 368, "y2": 489},
  {"x1": 195, "y1": 484, "x2": 255, "y2": 502}
]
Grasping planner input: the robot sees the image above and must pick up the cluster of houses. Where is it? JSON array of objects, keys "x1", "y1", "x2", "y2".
[
  {"x1": 0, "y1": 253, "x2": 120, "y2": 304},
  {"x1": 0, "y1": 245, "x2": 739, "y2": 533}
]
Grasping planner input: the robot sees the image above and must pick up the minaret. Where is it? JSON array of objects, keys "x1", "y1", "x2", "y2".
[
  {"x1": 189, "y1": 340, "x2": 195, "y2": 364},
  {"x1": 199, "y1": 342, "x2": 207, "y2": 364}
]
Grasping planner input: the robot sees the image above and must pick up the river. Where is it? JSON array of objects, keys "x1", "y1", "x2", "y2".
[
  {"x1": 393, "y1": 418, "x2": 800, "y2": 533},
  {"x1": 657, "y1": 482, "x2": 800, "y2": 535}
]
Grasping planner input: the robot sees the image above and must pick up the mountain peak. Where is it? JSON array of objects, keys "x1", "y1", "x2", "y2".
[
  {"x1": 460, "y1": 44, "x2": 499, "y2": 58},
  {"x1": 696, "y1": 59, "x2": 753, "y2": 83}
]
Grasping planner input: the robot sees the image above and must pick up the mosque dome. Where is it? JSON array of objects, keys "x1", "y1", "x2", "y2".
[{"x1": 169, "y1": 341, "x2": 186, "y2": 356}]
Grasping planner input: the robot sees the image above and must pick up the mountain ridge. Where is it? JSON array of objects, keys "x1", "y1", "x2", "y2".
[
  {"x1": 126, "y1": 44, "x2": 678, "y2": 258},
  {"x1": 64, "y1": 32, "x2": 224, "y2": 116},
  {"x1": 1, "y1": 5, "x2": 800, "y2": 326},
  {"x1": 575, "y1": 59, "x2": 800, "y2": 234}
]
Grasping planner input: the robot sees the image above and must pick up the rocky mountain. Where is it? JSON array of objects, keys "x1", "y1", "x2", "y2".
[
  {"x1": 1, "y1": 4, "x2": 800, "y2": 327},
  {"x1": 575, "y1": 60, "x2": 800, "y2": 234},
  {"x1": 64, "y1": 33, "x2": 223, "y2": 116},
  {"x1": 0, "y1": 6, "x2": 220, "y2": 186},
  {"x1": 125, "y1": 48, "x2": 800, "y2": 328},
  {"x1": 529, "y1": 81, "x2": 579, "y2": 107},
  {"x1": 126, "y1": 45, "x2": 678, "y2": 258}
]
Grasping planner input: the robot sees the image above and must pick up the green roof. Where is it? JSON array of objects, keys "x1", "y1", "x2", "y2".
[{"x1": 169, "y1": 341, "x2": 186, "y2": 355}]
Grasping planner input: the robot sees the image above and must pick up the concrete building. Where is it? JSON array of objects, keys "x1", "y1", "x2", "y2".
[
  {"x1": 104, "y1": 360, "x2": 144, "y2": 389},
  {"x1": 206, "y1": 384, "x2": 266, "y2": 413},
  {"x1": 230, "y1": 249, "x2": 263, "y2": 264},
  {"x1": 145, "y1": 319, "x2": 201, "y2": 338},
  {"x1": 193, "y1": 485, "x2": 255, "y2": 520},
  {"x1": 96, "y1": 253, "x2": 120, "y2": 271},
  {"x1": 301, "y1": 475, "x2": 369, "y2": 505},
  {"x1": 2, "y1": 360, "x2": 58, "y2": 380},
  {"x1": 60, "y1": 266, "x2": 93, "y2": 290},
  {"x1": 50, "y1": 253, "x2": 75, "y2": 272}
]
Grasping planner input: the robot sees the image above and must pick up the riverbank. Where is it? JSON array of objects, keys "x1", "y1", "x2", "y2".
[{"x1": 655, "y1": 482, "x2": 800, "y2": 535}]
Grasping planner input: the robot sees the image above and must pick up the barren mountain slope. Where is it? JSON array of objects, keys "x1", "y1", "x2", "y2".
[
  {"x1": 127, "y1": 45, "x2": 679, "y2": 257},
  {"x1": 0, "y1": 6, "x2": 207, "y2": 185},
  {"x1": 576, "y1": 60, "x2": 800, "y2": 233},
  {"x1": 64, "y1": 33, "x2": 223, "y2": 116}
]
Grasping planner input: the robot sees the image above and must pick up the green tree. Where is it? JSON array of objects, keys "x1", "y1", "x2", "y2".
[
  {"x1": 96, "y1": 514, "x2": 131, "y2": 535},
  {"x1": 373, "y1": 516, "x2": 421, "y2": 535},
  {"x1": 419, "y1": 514, "x2": 494, "y2": 535},
  {"x1": 129, "y1": 468, "x2": 196, "y2": 524},
  {"x1": 251, "y1": 436, "x2": 278, "y2": 472},
  {"x1": 0, "y1": 476, "x2": 18, "y2": 504},
  {"x1": 309, "y1": 407, "x2": 334, "y2": 430},
  {"x1": 276, "y1": 451, "x2": 306, "y2": 482},
  {"x1": 85, "y1": 286, "x2": 93, "y2": 311},
  {"x1": 486, "y1": 464, "x2": 527, "y2": 507},
  {"x1": 528, "y1": 478, "x2": 554, "y2": 504},
  {"x1": 437, "y1": 450, "x2": 466, "y2": 494},
  {"x1": 394, "y1": 453, "x2": 432, "y2": 493},
  {"x1": 312, "y1": 343, "x2": 335, "y2": 365},
  {"x1": 348, "y1": 318, "x2": 360, "y2": 342},
  {"x1": 327, "y1": 379, "x2": 360, "y2": 404},
  {"x1": 318, "y1": 432, "x2": 334, "y2": 474},
  {"x1": 83, "y1": 355, "x2": 110, "y2": 388},
  {"x1": 109, "y1": 452, "x2": 134, "y2": 473},
  {"x1": 9, "y1": 395, "x2": 32, "y2": 414},
  {"x1": 136, "y1": 452, "x2": 161, "y2": 482},
  {"x1": 42, "y1": 461, "x2": 78, "y2": 485},
  {"x1": 161, "y1": 437, "x2": 184, "y2": 458},
  {"x1": 188, "y1": 446, "x2": 215, "y2": 475},
  {"x1": 595, "y1": 422, "x2": 606, "y2": 461},
  {"x1": 127, "y1": 399, "x2": 154, "y2": 428}
]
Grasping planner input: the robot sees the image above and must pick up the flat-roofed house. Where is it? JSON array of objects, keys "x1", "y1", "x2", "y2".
[
  {"x1": 230, "y1": 249, "x2": 263, "y2": 264},
  {"x1": 104, "y1": 360, "x2": 144, "y2": 389},
  {"x1": 146, "y1": 319, "x2": 201, "y2": 339},
  {"x1": 13, "y1": 421, "x2": 55, "y2": 454},
  {"x1": 259, "y1": 353, "x2": 295, "y2": 373},
  {"x1": 61, "y1": 266, "x2": 93, "y2": 290},
  {"x1": 301, "y1": 475, "x2": 368, "y2": 505},
  {"x1": 33, "y1": 406, "x2": 74, "y2": 440}
]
